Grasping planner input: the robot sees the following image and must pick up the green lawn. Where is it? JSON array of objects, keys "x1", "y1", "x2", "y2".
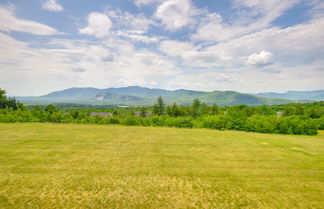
[{"x1": 0, "y1": 123, "x2": 323, "y2": 208}]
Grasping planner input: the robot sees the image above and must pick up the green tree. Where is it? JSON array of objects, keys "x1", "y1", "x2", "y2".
[
  {"x1": 140, "y1": 107, "x2": 147, "y2": 117},
  {"x1": 167, "y1": 103, "x2": 181, "y2": 117},
  {"x1": 112, "y1": 110, "x2": 119, "y2": 116},
  {"x1": 0, "y1": 89, "x2": 24, "y2": 110},
  {"x1": 45, "y1": 104, "x2": 58, "y2": 114},
  {"x1": 191, "y1": 98, "x2": 201, "y2": 117},
  {"x1": 306, "y1": 107, "x2": 321, "y2": 118},
  {"x1": 0, "y1": 89, "x2": 6, "y2": 109},
  {"x1": 210, "y1": 104, "x2": 219, "y2": 115},
  {"x1": 294, "y1": 105, "x2": 304, "y2": 115},
  {"x1": 153, "y1": 96, "x2": 165, "y2": 116}
]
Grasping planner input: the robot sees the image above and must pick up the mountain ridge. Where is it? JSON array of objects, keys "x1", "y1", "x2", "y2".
[
  {"x1": 257, "y1": 90, "x2": 324, "y2": 101},
  {"x1": 16, "y1": 86, "x2": 323, "y2": 106}
]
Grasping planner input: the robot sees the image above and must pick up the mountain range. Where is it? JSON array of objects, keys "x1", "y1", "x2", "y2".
[
  {"x1": 16, "y1": 86, "x2": 324, "y2": 106},
  {"x1": 257, "y1": 90, "x2": 324, "y2": 101}
]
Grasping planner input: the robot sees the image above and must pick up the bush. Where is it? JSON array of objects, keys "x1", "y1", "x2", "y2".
[
  {"x1": 165, "y1": 117, "x2": 193, "y2": 128},
  {"x1": 106, "y1": 117, "x2": 120, "y2": 124},
  {"x1": 314, "y1": 117, "x2": 324, "y2": 130},
  {"x1": 225, "y1": 111, "x2": 247, "y2": 130},
  {"x1": 245, "y1": 116, "x2": 279, "y2": 133},
  {"x1": 279, "y1": 116, "x2": 317, "y2": 135},
  {"x1": 199, "y1": 115, "x2": 227, "y2": 130},
  {"x1": 0, "y1": 109, "x2": 35, "y2": 122},
  {"x1": 150, "y1": 116, "x2": 165, "y2": 127},
  {"x1": 122, "y1": 116, "x2": 140, "y2": 126}
]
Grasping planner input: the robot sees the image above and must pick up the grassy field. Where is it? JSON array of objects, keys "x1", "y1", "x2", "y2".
[{"x1": 0, "y1": 123, "x2": 323, "y2": 208}]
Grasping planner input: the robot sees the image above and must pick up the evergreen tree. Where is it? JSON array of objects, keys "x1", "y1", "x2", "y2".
[
  {"x1": 210, "y1": 104, "x2": 219, "y2": 115},
  {"x1": 153, "y1": 96, "x2": 165, "y2": 116},
  {"x1": 0, "y1": 89, "x2": 24, "y2": 110},
  {"x1": 0, "y1": 89, "x2": 7, "y2": 109},
  {"x1": 167, "y1": 103, "x2": 180, "y2": 117},
  {"x1": 191, "y1": 98, "x2": 201, "y2": 117}
]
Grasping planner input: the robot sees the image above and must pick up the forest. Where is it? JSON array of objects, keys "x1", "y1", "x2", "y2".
[{"x1": 1, "y1": 89, "x2": 323, "y2": 135}]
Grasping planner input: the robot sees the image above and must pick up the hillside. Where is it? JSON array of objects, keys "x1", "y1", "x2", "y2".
[
  {"x1": 17, "y1": 86, "x2": 292, "y2": 106},
  {"x1": 257, "y1": 90, "x2": 324, "y2": 101}
]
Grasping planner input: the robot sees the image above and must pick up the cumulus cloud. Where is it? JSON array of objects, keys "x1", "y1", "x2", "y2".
[
  {"x1": 154, "y1": 0, "x2": 197, "y2": 31},
  {"x1": 0, "y1": 6, "x2": 61, "y2": 35},
  {"x1": 79, "y1": 12, "x2": 112, "y2": 38},
  {"x1": 1, "y1": 1, "x2": 324, "y2": 95},
  {"x1": 103, "y1": 9, "x2": 158, "y2": 43},
  {"x1": 191, "y1": 13, "x2": 244, "y2": 42},
  {"x1": 192, "y1": 0, "x2": 301, "y2": 42},
  {"x1": 248, "y1": 50, "x2": 273, "y2": 66},
  {"x1": 159, "y1": 40, "x2": 196, "y2": 57},
  {"x1": 0, "y1": 33, "x2": 179, "y2": 96},
  {"x1": 206, "y1": 17, "x2": 324, "y2": 67},
  {"x1": 106, "y1": 10, "x2": 154, "y2": 33},
  {"x1": 42, "y1": 0, "x2": 63, "y2": 12}
]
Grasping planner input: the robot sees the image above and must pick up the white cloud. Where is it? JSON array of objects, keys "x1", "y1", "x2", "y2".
[
  {"x1": 79, "y1": 12, "x2": 112, "y2": 38},
  {"x1": 106, "y1": 10, "x2": 154, "y2": 33},
  {"x1": 159, "y1": 40, "x2": 196, "y2": 57},
  {"x1": 192, "y1": 16, "x2": 324, "y2": 74},
  {"x1": 1, "y1": 1, "x2": 323, "y2": 95},
  {"x1": 134, "y1": 0, "x2": 163, "y2": 7},
  {"x1": 104, "y1": 9, "x2": 157, "y2": 43},
  {"x1": 42, "y1": 0, "x2": 63, "y2": 12},
  {"x1": 192, "y1": 0, "x2": 301, "y2": 42},
  {"x1": 0, "y1": 33, "x2": 179, "y2": 96},
  {"x1": 166, "y1": 71, "x2": 241, "y2": 91},
  {"x1": 191, "y1": 13, "x2": 244, "y2": 42},
  {"x1": 116, "y1": 31, "x2": 160, "y2": 43},
  {"x1": 232, "y1": 0, "x2": 300, "y2": 15},
  {"x1": 181, "y1": 51, "x2": 232, "y2": 68},
  {"x1": 0, "y1": 6, "x2": 61, "y2": 35},
  {"x1": 71, "y1": 67, "x2": 86, "y2": 73},
  {"x1": 154, "y1": 0, "x2": 197, "y2": 31},
  {"x1": 248, "y1": 50, "x2": 273, "y2": 66},
  {"x1": 307, "y1": 0, "x2": 324, "y2": 18}
]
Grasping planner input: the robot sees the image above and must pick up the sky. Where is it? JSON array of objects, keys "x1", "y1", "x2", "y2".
[{"x1": 0, "y1": 0, "x2": 323, "y2": 96}]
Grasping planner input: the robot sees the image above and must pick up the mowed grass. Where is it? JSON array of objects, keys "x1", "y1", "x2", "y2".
[{"x1": 0, "y1": 123, "x2": 323, "y2": 209}]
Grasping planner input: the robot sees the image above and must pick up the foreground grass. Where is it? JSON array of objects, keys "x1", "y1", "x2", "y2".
[{"x1": 0, "y1": 123, "x2": 323, "y2": 208}]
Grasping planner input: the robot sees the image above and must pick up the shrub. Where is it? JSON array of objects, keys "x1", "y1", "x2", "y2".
[
  {"x1": 122, "y1": 116, "x2": 140, "y2": 126},
  {"x1": 314, "y1": 117, "x2": 324, "y2": 130},
  {"x1": 199, "y1": 115, "x2": 227, "y2": 130},
  {"x1": 245, "y1": 116, "x2": 279, "y2": 133},
  {"x1": 165, "y1": 117, "x2": 193, "y2": 128},
  {"x1": 106, "y1": 117, "x2": 120, "y2": 124},
  {"x1": 150, "y1": 116, "x2": 165, "y2": 127}
]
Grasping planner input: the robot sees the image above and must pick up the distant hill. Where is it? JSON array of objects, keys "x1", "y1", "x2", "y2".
[
  {"x1": 17, "y1": 86, "x2": 297, "y2": 106},
  {"x1": 257, "y1": 90, "x2": 324, "y2": 101}
]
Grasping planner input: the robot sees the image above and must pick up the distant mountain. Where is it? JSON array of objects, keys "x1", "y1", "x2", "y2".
[
  {"x1": 105, "y1": 86, "x2": 171, "y2": 98},
  {"x1": 257, "y1": 90, "x2": 324, "y2": 101},
  {"x1": 17, "y1": 86, "x2": 294, "y2": 106}
]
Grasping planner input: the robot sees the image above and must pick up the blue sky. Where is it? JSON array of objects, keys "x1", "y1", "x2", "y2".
[{"x1": 0, "y1": 0, "x2": 323, "y2": 96}]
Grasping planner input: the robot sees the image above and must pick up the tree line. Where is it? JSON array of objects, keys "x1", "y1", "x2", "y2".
[
  {"x1": 0, "y1": 89, "x2": 24, "y2": 110},
  {"x1": 0, "y1": 90, "x2": 323, "y2": 135}
]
